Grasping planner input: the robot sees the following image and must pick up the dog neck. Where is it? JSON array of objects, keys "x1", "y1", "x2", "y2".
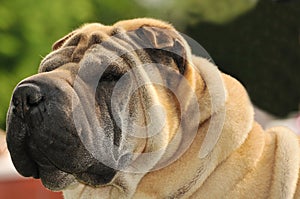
[{"x1": 131, "y1": 56, "x2": 255, "y2": 198}]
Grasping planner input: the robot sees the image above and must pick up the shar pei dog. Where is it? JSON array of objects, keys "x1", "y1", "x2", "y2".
[{"x1": 6, "y1": 18, "x2": 300, "y2": 198}]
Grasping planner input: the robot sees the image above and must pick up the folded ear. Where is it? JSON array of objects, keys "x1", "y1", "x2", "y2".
[
  {"x1": 52, "y1": 31, "x2": 76, "y2": 51},
  {"x1": 135, "y1": 26, "x2": 188, "y2": 74}
]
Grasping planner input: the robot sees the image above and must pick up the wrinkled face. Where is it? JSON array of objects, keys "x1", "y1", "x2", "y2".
[{"x1": 6, "y1": 20, "x2": 189, "y2": 190}]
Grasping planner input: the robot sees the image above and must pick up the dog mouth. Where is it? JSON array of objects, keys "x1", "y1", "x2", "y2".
[
  {"x1": 6, "y1": 114, "x2": 118, "y2": 190},
  {"x1": 6, "y1": 115, "x2": 117, "y2": 190}
]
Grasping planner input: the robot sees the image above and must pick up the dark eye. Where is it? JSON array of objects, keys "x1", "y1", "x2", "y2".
[
  {"x1": 44, "y1": 66, "x2": 57, "y2": 72},
  {"x1": 99, "y1": 64, "x2": 124, "y2": 82},
  {"x1": 100, "y1": 72, "x2": 122, "y2": 82}
]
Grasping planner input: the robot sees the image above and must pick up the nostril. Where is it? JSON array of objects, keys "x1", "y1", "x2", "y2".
[{"x1": 12, "y1": 83, "x2": 43, "y2": 116}]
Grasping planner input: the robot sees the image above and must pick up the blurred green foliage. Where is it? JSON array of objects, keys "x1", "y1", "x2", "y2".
[
  {"x1": 0, "y1": 0, "x2": 256, "y2": 129},
  {"x1": 136, "y1": 0, "x2": 256, "y2": 30}
]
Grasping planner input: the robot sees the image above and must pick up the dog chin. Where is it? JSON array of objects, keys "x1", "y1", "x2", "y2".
[{"x1": 39, "y1": 168, "x2": 77, "y2": 191}]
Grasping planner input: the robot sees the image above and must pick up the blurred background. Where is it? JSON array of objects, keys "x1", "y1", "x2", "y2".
[{"x1": 0, "y1": 0, "x2": 299, "y2": 198}]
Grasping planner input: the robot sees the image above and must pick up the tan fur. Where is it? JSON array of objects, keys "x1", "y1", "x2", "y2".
[{"x1": 51, "y1": 18, "x2": 300, "y2": 198}]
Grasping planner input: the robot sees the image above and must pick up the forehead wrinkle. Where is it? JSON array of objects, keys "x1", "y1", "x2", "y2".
[{"x1": 113, "y1": 18, "x2": 174, "y2": 32}]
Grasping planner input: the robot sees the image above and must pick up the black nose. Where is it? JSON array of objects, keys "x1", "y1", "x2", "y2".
[{"x1": 12, "y1": 83, "x2": 43, "y2": 117}]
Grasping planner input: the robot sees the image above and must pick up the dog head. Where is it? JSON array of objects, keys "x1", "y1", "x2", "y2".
[{"x1": 6, "y1": 18, "x2": 198, "y2": 190}]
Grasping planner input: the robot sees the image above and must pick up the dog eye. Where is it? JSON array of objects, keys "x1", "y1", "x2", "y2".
[
  {"x1": 100, "y1": 72, "x2": 122, "y2": 82},
  {"x1": 99, "y1": 64, "x2": 124, "y2": 82},
  {"x1": 43, "y1": 66, "x2": 56, "y2": 72}
]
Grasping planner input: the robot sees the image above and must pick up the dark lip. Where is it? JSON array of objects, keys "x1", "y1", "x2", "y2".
[
  {"x1": 25, "y1": 124, "x2": 118, "y2": 187},
  {"x1": 28, "y1": 147, "x2": 117, "y2": 190},
  {"x1": 28, "y1": 143, "x2": 115, "y2": 189},
  {"x1": 6, "y1": 113, "x2": 40, "y2": 178},
  {"x1": 38, "y1": 165, "x2": 77, "y2": 191},
  {"x1": 74, "y1": 170, "x2": 117, "y2": 187}
]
